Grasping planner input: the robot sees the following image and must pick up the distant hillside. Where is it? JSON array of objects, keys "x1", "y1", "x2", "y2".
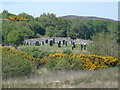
[{"x1": 62, "y1": 15, "x2": 117, "y2": 22}]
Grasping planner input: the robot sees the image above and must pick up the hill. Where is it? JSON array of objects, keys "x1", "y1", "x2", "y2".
[{"x1": 62, "y1": 15, "x2": 117, "y2": 22}]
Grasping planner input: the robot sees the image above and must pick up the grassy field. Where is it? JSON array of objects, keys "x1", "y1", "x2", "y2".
[
  {"x1": 18, "y1": 43, "x2": 89, "y2": 55},
  {"x1": 2, "y1": 67, "x2": 118, "y2": 88},
  {"x1": 3, "y1": 44, "x2": 119, "y2": 88}
]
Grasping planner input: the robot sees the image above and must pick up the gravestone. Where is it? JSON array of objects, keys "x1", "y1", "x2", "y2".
[
  {"x1": 81, "y1": 44, "x2": 83, "y2": 50},
  {"x1": 62, "y1": 40, "x2": 65, "y2": 45},
  {"x1": 27, "y1": 42, "x2": 29, "y2": 45},
  {"x1": 58, "y1": 42, "x2": 61, "y2": 48},
  {"x1": 65, "y1": 41, "x2": 67, "y2": 46},
  {"x1": 59, "y1": 41, "x2": 61, "y2": 44},
  {"x1": 42, "y1": 41, "x2": 44, "y2": 45},
  {"x1": 50, "y1": 40, "x2": 53, "y2": 46},
  {"x1": 84, "y1": 45, "x2": 86, "y2": 50},
  {"x1": 53, "y1": 38, "x2": 55, "y2": 44},
  {"x1": 45, "y1": 39, "x2": 48, "y2": 44},
  {"x1": 35, "y1": 41, "x2": 40, "y2": 46},
  {"x1": 73, "y1": 42, "x2": 76, "y2": 48}
]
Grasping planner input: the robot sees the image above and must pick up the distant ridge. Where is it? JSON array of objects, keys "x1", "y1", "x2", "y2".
[{"x1": 62, "y1": 15, "x2": 118, "y2": 22}]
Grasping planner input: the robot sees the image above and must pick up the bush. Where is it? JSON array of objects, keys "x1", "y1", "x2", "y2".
[
  {"x1": 21, "y1": 47, "x2": 51, "y2": 59},
  {"x1": 62, "y1": 49, "x2": 72, "y2": 55},
  {"x1": 43, "y1": 54, "x2": 83, "y2": 70},
  {"x1": 2, "y1": 47, "x2": 34, "y2": 78},
  {"x1": 41, "y1": 53, "x2": 120, "y2": 70},
  {"x1": 88, "y1": 32, "x2": 118, "y2": 58}
]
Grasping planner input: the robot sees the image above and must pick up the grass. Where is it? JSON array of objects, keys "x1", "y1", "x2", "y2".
[
  {"x1": 18, "y1": 43, "x2": 89, "y2": 55},
  {"x1": 2, "y1": 67, "x2": 118, "y2": 88}
]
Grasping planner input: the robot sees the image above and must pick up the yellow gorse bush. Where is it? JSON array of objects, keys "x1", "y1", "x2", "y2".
[
  {"x1": 41, "y1": 53, "x2": 120, "y2": 70},
  {"x1": 1, "y1": 46, "x2": 37, "y2": 63},
  {"x1": 1, "y1": 46, "x2": 120, "y2": 70}
]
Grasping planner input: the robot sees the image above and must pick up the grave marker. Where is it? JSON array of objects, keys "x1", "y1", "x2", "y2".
[
  {"x1": 50, "y1": 40, "x2": 53, "y2": 46},
  {"x1": 35, "y1": 41, "x2": 40, "y2": 46}
]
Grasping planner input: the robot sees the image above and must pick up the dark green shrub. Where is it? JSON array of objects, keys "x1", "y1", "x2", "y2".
[
  {"x1": 21, "y1": 47, "x2": 50, "y2": 59},
  {"x1": 45, "y1": 58, "x2": 58, "y2": 70},
  {"x1": 2, "y1": 48, "x2": 34, "y2": 78},
  {"x1": 62, "y1": 49, "x2": 72, "y2": 55}
]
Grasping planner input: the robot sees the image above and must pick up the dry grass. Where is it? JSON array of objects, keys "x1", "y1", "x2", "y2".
[{"x1": 2, "y1": 67, "x2": 118, "y2": 88}]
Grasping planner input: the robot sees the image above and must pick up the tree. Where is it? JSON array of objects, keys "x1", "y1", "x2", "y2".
[
  {"x1": 7, "y1": 27, "x2": 34, "y2": 46},
  {"x1": 88, "y1": 32, "x2": 118, "y2": 58},
  {"x1": 37, "y1": 13, "x2": 57, "y2": 28},
  {"x1": 67, "y1": 22, "x2": 89, "y2": 39},
  {"x1": 18, "y1": 12, "x2": 34, "y2": 20},
  {"x1": 1, "y1": 10, "x2": 15, "y2": 18},
  {"x1": 45, "y1": 26, "x2": 56, "y2": 37}
]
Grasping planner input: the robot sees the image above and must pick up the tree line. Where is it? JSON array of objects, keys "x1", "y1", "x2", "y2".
[{"x1": 1, "y1": 10, "x2": 119, "y2": 46}]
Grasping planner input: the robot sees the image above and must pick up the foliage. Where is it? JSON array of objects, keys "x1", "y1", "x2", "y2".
[
  {"x1": 1, "y1": 10, "x2": 118, "y2": 47},
  {"x1": 7, "y1": 16, "x2": 29, "y2": 22},
  {"x1": 62, "y1": 49, "x2": 72, "y2": 55},
  {"x1": 40, "y1": 53, "x2": 120, "y2": 70},
  {"x1": 88, "y1": 32, "x2": 118, "y2": 58},
  {"x1": 21, "y1": 47, "x2": 53, "y2": 59},
  {"x1": 7, "y1": 27, "x2": 34, "y2": 46},
  {"x1": 1, "y1": 47, "x2": 35, "y2": 78}
]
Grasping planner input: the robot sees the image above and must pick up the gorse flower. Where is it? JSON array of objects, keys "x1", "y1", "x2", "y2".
[{"x1": 1, "y1": 46, "x2": 120, "y2": 70}]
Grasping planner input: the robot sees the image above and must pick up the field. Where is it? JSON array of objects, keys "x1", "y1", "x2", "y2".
[
  {"x1": 18, "y1": 43, "x2": 89, "y2": 55},
  {"x1": 2, "y1": 44, "x2": 119, "y2": 88},
  {"x1": 2, "y1": 67, "x2": 118, "y2": 88}
]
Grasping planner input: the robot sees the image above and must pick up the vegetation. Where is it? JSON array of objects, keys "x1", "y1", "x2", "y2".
[
  {"x1": 62, "y1": 49, "x2": 72, "y2": 55},
  {"x1": 1, "y1": 47, "x2": 35, "y2": 78},
  {"x1": 21, "y1": 47, "x2": 54, "y2": 59},
  {"x1": 2, "y1": 67, "x2": 118, "y2": 88},
  {"x1": 1, "y1": 10, "x2": 119, "y2": 88},
  {"x1": 1, "y1": 10, "x2": 119, "y2": 47},
  {"x1": 88, "y1": 32, "x2": 118, "y2": 58}
]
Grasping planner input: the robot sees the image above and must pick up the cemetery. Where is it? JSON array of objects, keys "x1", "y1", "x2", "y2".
[{"x1": 23, "y1": 37, "x2": 91, "y2": 51}]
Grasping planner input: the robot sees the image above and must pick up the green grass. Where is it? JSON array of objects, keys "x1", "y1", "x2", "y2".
[{"x1": 18, "y1": 43, "x2": 89, "y2": 55}]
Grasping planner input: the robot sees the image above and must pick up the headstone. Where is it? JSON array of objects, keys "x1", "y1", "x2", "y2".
[
  {"x1": 45, "y1": 39, "x2": 48, "y2": 44},
  {"x1": 73, "y1": 42, "x2": 76, "y2": 48},
  {"x1": 50, "y1": 40, "x2": 53, "y2": 46},
  {"x1": 65, "y1": 41, "x2": 67, "y2": 46},
  {"x1": 42, "y1": 41, "x2": 44, "y2": 45},
  {"x1": 62, "y1": 40, "x2": 65, "y2": 45},
  {"x1": 35, "y1": 41, "x2": 40, "y2": 46},
  {"x1": 27, "y1": 42, "x2": 29, "y2": 45},
  {"x1": 84, "y1": 45, "x2": 86, "y2": 50},
  {"x1": 58, "y1": 42, "x2": 61, "y2": 48},
  {"x1": 81, "y1": 44, "x2": 83, "y2": 50},
  {"x1": 53, "y1": 38, "x2": 55, "y2": 44},
  {"x1": 59, "y1": 41, "x2": 61, "y2": 44}
]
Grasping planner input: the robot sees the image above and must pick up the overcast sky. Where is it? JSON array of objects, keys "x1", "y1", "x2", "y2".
[{"x1": 1, "y1": 2, "x2": 118, "y2": 20}]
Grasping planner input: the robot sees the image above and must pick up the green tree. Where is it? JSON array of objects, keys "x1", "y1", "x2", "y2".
[
  {"x1": 7, "y1": 27, "x2": 34, "y2": 46},
  {"x1": 45, "y1": 26, "x2": 56, "y2": 37},
  {"x1": 18, "y1": 12, "x2": 34, "y2": 20},
  {"x1": 37, "y1": 13, "x2": 57, "y2": 28},
  {"x1": 67, "y1": 22, "x2": 88, "y2": 39},
  {"x1": 1, "y1": 10, "x2": 16, "y2": 18},
  {"x1": 88, "y1": 32, "x2": 118, "y2": 58}
]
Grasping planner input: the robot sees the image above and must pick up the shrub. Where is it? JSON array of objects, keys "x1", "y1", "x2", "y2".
[
  {"x1": 21, "y1": 47, "x2": 51, "y2": 59},
  {"x1": 41, "y1": 53, "x2": 120, "y2": 70},
  {"x1": 43, "y1": 53, "x2": 83, "y2": 70},
  {"x1": 62, "y1": 49, "x2": 72, "y2": 55},
  {"x1": 2, "y1": 47, "x2": 34, "y2": 78}
]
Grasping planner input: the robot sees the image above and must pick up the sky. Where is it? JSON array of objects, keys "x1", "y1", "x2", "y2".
[{"x1": 0, "y1": 2, "x2": 118, "y2": 20}]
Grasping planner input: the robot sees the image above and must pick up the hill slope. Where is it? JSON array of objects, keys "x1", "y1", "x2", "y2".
[{"x1": 62, "y1": 15, "x2": 117, "y2": 22}]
